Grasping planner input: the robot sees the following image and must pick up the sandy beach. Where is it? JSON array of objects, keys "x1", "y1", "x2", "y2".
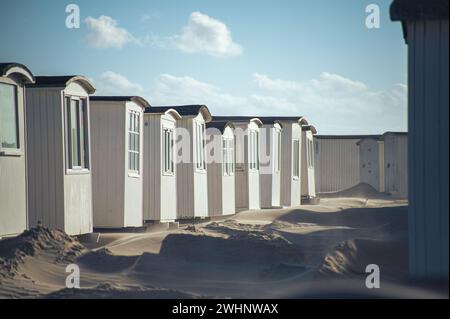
[{"x1": 0, "y1": 187, "x2": 445, "y2": 299}]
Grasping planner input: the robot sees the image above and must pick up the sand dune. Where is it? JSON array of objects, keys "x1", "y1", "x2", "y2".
[{"x1": 2, "y1": 191, "x2": 443, "y2": 299}]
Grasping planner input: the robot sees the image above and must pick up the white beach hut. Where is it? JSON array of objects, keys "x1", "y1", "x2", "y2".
[
  {"x1": 143, "y1": 107, "x2": 182, "y2": 222},
  {"x1": 356, "y1": 136, "x2": 384, "y2": 192},
  {"x1": 214, "y1": 116, "x2": 263, "y2": 211},
  {"x1": 382, "y1": 132, "x2": 408, "y2": 198},
  {"x1": 0, "y1": 63, "x2": 35, "y2": 238},
  {"x1": 314, "y1": 135, "x2": 383, "y2": 193},
  {"x1": 391, "y1": 0, "x2": 448, "y2": 279},
  {"x1": 167, "y1": 105, "x2": 212, "y2": 219},
  {"x1": 26, "y1": 75, "x2": 95, "y2": 235},
  {"x1": 275, "y1": 117, "x2": 308, "y2": 208},
  {"x1": 89, "y1": 96, "x2": 149, "y2": 229},
  {"x1": 257, "y1": 118, "x2": 283, "y2": 208},
  {"x1": 206, "y1": 121, "x2": 236, "y2": 216},
  {"x1": 301, "y1": 125, "x2": 318, "y2": 203}
]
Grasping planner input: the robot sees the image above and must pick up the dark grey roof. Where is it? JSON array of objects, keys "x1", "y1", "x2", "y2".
[
  {"x1": 315, "y1": 134, "x2": 382, "y2": 140},
  {"x1": 302, "y1": 125, "x2": 318, "y2": 134},
  {"x1": 381, "y1": 131, "x2": 408, "y2": 139},
  {"x1": 258, "y1": 116, "x2": 306, "y2": 124},
  {"x1": 206, "y1": 121, "x2": 235, "y2": 133},
  {"x1": 29, "y1": 75, "x2": 95, "y2": 94},
  {"x1": 90, "y1": 96, "x2": 151, "y2": 108},
  {"x1": 390, "y1": 0, "x2": 449, "y2": 21},
  {"x1": 0, "y1": 62, "x2": 35, "y2": 83},
  {"x1": 212, "y1": 116, "x2": 264, "y2": 127},
  {"x1": 148, "y1": 105, "x2": 211, "y2": 121},
  {"x1": 390, "y1": 0, "x2": 449, "y2": 41}
]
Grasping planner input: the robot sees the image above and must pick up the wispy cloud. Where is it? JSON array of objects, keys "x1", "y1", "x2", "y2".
[
  {"x1": 84, "y1": 12, "x2": 242, "y2": 57},
  {"x1": 93, "y1": 71, "x2": 406, "y2": 134},
  {"x1": 172, "y1": 12, "x2": 243, "y2": 57},
  {"x1": 85, "y1": 15, "x2": 139, "y2": 49},
  {"x1": 95, "y1": 71, "x2": 143, "y2": 94}
]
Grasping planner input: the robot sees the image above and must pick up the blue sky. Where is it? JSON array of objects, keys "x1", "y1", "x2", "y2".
[{"x1": 0, "y1": 0, "x2": 407, "y2": 134}]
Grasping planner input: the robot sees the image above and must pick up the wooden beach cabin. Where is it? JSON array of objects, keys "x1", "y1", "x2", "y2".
[
  {"x1": 257, "y1": 118, "x2": 283, "y2": 208},
  {"x1": 168, "y1": 105, "x2": 212, "y2": 219},
  {"x1": 356, "y1": 136, "x2": 384, "y2": 192},
  {"x1": 301, "y1": 125, "x2": 318, "y2": 203},
  {"x1": 314, "y1": 135, "x2": 380, "y2": 194},
  {"x1": 213, "y1": 116, "x2": 263, "y2": 211},
  {"x1": 26, "y1": 75, "x2": 95, "y2": 235},
  {"x1": 275, "y1": 117, "x2": 308, "y2": 208},
  {"x1": 382, "y1": 132, "x2": 408, "y2": 198},
  {"x1": 89, "y1": 96, "x2": 149, "y2": 229},
  {"x1": 206, "y1": 121, "x2": 236, "y2": 216},
  {"x1": 391, "y1": 0, "x2": 449, "y2": 279},
  {"x1": 143, "y1": 107, "x2": 182, "y2": 222},
  {"x1": 0, "y1": 63, "x2": 35, "y2": 238}
]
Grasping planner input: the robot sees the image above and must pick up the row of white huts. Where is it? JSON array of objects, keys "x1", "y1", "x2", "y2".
[
  {"x1": 0, "y1": 62, "x2": 318, "y2": 237},
  {"x1": 314, "y1": 133, "x2": 408, "y2": 198}
]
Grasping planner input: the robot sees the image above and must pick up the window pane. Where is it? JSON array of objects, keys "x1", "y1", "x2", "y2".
[
  {"x1": 170, "y1": 130, "x2": 174, "y2": 173},
  {"x1": 70, "y1": 100, "x2": 80, "y2": 167},
  {"x1": 81, "y1": 99, "x2": 89, "y2": 168},
  {"x1": 0, "y1": 83, "x2": 18, "y2": 149}
]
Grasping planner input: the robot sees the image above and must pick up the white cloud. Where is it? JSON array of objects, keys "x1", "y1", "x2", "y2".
[
  {"x1": 173, "y1": 12, "x2": 242, "y2": 57},
  {"x1": 150, "y1": 74, "x2": 244, "y2": 112},
  {"x1": 92, "y1": 71, "x2": 406, "y2": 134},
  {"x1": 150, "y1": 72, "x2": 406, "y2": 134},
  {"x1": 85, "y1": 15, "x2": 138, "y2": 49},
  {"x1": 95, "y1": 71, "x2": 143, "y2": 95},
  {"x1": 251, "y1": 72, "x2": 407, "y2": 134}
]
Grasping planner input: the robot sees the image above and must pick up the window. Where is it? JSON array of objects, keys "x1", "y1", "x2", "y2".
[
  {"x1": 223, "y1": 137, "x2": 234, "y2": 176},
  {"x1": 274, "y1": 129, "x2": 281, "y2": 173},
  {"x1": 128, "y1": 111, "x2": 140, "y2": 174},
  {"x1": 196, "y1": 122, "x2": 206, "y2": 170},
  {"x1": 293, "y1": 139, "x2": 300, "y2": 178},
  {"x1": 163, "y1": 128, "x2": 174, "y2": 174},
  {"x1": 307, "y1": 138, "x2": 314, "y2": 168},
  {"x1": 249, "y1": 130, "x2": 260, "y2": 171},
  {"x1": 65, "y1": 96, "x2": 89, "y2": 169},
  {"x1": 0, "y1": 83, "x2": 19, "y2": 149}
]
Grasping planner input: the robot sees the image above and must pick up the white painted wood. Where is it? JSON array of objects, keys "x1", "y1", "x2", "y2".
[
  {"x1": 90, "y1": 99, "x2": 144, "y2": 228},
  {"x1": 230, "y1": 120, "x2": 261, "y2": 211},
  {"x1": 0, "y1": 76, "x2": 28, "y2": 237},
  {"x1": 358, "y1": 138, "x2": 382, "y2": 191},
  {"x1": 301, "y1": 129, "x2": 316, "y2": 198},
  {"x1": 143, "y1": 111, "x2": 178, "y2": 221},
  {"x1": 279, "y1": 121, "x2": 302, "y2": 207},
  {"x1": 176, "y1": 113, "x2": 209, "y2": 218},
  {"x1": 26, "y1": 79, "x2": 94, "y2": 235},
  {"x1": 260, "y1": 123, "x2": 282, "y2": 208},
  {"x1": 314, "y1": 137, "x2": 361, "y2": 193},
  {"x1": 206, "y1": 125, "x2": 235, "y2": 216},
  {"x1": 383, "y1": 132, "x2": 407, "y2": 198}
]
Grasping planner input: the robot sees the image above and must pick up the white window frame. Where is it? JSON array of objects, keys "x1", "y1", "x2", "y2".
[
  {"x1": 65, "y1": 95, "x2": 89, "y2": 172},
  {"x1": 223, "y1": 137, "x2": 234, "y2": 176},
  {"x1": 195, "y1": 121, "x2": 206, "y2": 171},
  {"x1": 162, "y1": 127, "x2": 174, "y2": 175},
  {"x1": 293, "y1": 139, "x2": 300, "y2": 179},
  {"x1": 249, "y1": 129, "x2": 260, "y2": 171},
  {"x1": 274, "y1": 128, "x2": 281, "y2": 173},
  {"x1": 0, "y1": 82, "x2": 20, "y2": 154},
  {"x1": 307, "y1": 138, "x2": 314, "y2": 169},
  {"x1": 128, "y1": 110, "x2": 140, "y2": 176}
]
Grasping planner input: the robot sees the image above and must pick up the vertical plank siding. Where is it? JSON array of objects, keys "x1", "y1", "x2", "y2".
[
  {"x1": 26, "y1": 88, "x2": 65, "y2": 231},
  {"x1": 408, "y1": 19, "x2": 449, "y2": 279},
  {"x1": 314, "y1": 137, "x2": 361, "y2": 193},
  {"x1": 0, "y1": 78, "x2": 28, "y2": 237}
]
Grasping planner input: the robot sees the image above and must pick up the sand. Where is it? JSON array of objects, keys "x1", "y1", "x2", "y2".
[{"x1": 1, "y1": 188, "x2": 445, "y2": 299}]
